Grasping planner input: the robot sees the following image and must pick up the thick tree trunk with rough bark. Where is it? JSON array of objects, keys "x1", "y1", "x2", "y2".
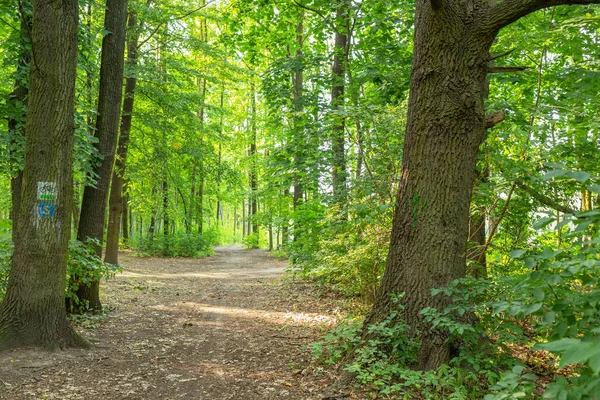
[
  {"x1": 365, "y1": 0, "x2": 492, "y2": 370},
  {"x1": 75, "y1": 0, "x2": 129, "y2": 311},
  {"x1": 0, "y1": 0, "x2": 86, "y2": 350},
  {"x1": 105, "y1": 10, "x2": 140, "y2": 265},
  {"x1": 364, "y1": 0, "x2": 600, "y2": 372}
]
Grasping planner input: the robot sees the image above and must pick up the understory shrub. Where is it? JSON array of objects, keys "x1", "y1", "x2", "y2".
[
  {"x1": 131, "y1": 228, "x2": 219, "y2": 257},
  {"x1": 0, "y1": 236, "x2": 120, "y2": 309},
  {"x1": 292, "y1": 200, "x2": 394, "y2": 301},
  {"x1": 243, "y1": 232, "x2": 259, "y2": 249},
  {"x1": 312, "y1": 204, "x2": 600, "y2": 399},
  {"x1": 0, "y1": 234, "x2": 11, "y2": 301},
  {"x1": 66, "y1": 239, "x2": 121, "y2": 313}
]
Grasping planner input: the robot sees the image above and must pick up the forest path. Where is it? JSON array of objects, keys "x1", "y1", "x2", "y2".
[{"x1": 0, "y1": 246, "x2": 354, "y2": 399}]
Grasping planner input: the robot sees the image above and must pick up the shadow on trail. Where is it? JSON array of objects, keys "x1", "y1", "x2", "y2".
[{"x1": 0, "y1": 245, "x2": 343, "y2": 400}]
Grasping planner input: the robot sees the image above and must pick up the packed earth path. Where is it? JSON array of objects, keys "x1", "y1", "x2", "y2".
[{"x1": 0, "y1": 246, "x2": 364, "y2": 399}]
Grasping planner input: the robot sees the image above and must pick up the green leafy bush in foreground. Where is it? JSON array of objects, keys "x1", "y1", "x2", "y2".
[
  {"x1": 66, "y1": 239, "x2": 121, "y2": 313},
  {"x1": 0, "y1": 235, "x2": 11, "y2": 300},
  {"x1": 0, "y1": 237, "x2": 120, "y2": 311},
  {"x1": 312, "y1": 200, "x2": 600, "y2": 399}
]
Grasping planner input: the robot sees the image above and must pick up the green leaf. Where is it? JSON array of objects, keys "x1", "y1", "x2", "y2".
[
  {"x1": 559, "y1": 343, "x2": 591, "y2": 368},
  {"x1": 543, "y1": 170, "x2": 566, "y2": 180},
  {"x1": 588, "y1": 351, "x2": 600, "y2": 373},
  {"x1": 512, "y1": 365, "x2": 524, "y2": 374},
  {"x1": 533, "y1": 287, "x2": 545, "y2": 301},
  {"x1": 533, "y1": 217, "x2": 555, "y2": 230},
  {"x1": 525, "y1": 257, "x2": 537, "y2": 268},
  {"x1": 565, "y1": 171, "x2": 590, "y2": 183},
  {"x1": 537, "y1": 338, "x2": 580, "y2": 352},
  {"x1": 510, "y1": 249, "x2": 527, "y2": 258},
  {"x1": 544, "y1": 311, "x2": 556, "y2": 325}
]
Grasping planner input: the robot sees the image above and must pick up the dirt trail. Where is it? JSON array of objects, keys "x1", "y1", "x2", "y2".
[{"x1": 0, "y1": 246, "x2": 355, "y2": 399}]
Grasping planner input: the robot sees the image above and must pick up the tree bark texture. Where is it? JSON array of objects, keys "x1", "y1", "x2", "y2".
[
  {"x1": 0, "y1": 0, "x2": 85, "y2": 350},
  {"x1": 8, "y1": 11, "x2": 31, "y2": 242},
  {"x1": 365, "y1": 1, "x2": 497, "y2": 371},
  {"x1": 105, "y1": 9, "x2": 140, "y2": 265},
  {"x1": 331, "y1": 1, "x2": 349, "y2": 203},
  {"x1": 364, "y1": 0, "x2": 600, "y2": 371},
  {"x1": 162, "y1": 179, "x2": 169, "y2": 236},
  {"x1": 293, "y1": 15, "x2": 304, "y2": 215},
  {"x1": 148, "y1": 184, "x2": 157, "y2": 239},
  {"x1": 196, "y1": 77, "x2": 207, "y2": 235},
  {"x1": 75, "y1": 0, "x2": 129, "y2": 311},
  {"x1": 250, "y1": 82, "x2": 259, "y2": 244}
]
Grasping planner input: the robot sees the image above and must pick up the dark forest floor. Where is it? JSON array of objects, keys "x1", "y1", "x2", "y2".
[{"x1": 0, "y1": 246, "x2": 366, "y2": 399}]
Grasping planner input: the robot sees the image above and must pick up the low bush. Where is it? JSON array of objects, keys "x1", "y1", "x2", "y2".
[
  {"x1": 66, "y1": 239, "x2": 121, "y2": 313},
  {"x1": 130, "y1": 228, "x2": 219, "y2": 258},
  {"x1": 312, "y1": 208, "x2": 600, "y2": 399},
  {"x1": 0, "y1": 236, "x2": 120, "y2": 310},
  {"x1": 0, "y1": 234, "x2": 12, "y2": 301}
]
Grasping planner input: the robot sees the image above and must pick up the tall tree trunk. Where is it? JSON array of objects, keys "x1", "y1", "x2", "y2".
[
  {"x1": 248, "y1": 199, "x2": 252, "y2": 237},
  {"x1": 249, "y1": 82, "x2": 259, "y2": 245},
  {"x1": 196, "y1": 77, "x2": 207, "y2": 235},
  {"x1": 216, "y1": 87, "x2": 225, "y2": 224},
  {"x1": 242, "y1": 199, "x2": 246, "y2": 238},
  {"x1": 189, "y1": 162, "x2": 196, "y2": 234},
  {"x1": 293, "y1": 14, "x2": 304, "y2": 241},
  {"x1": 197, "y1": 174, "x2": 204, "y2": 235},
  {"x1": 0, "y1": 0, "x2": 85, "y2": 349},
  {"x1": 364, "y1": 1, "x2": 495, "y2": 370},
  {"x1": 331, "y1": 1, "x2": 350, "y2": 203},
  {"x1": 149, "y1": 185, "x2": 157, "y2": 240},
  {"x1": 282, "y1": 188, "x2": 290, "y2": 246},
  {"x1": 234, "y1": 202, "x2": 238, "y2": 239},
  {"x1": 72, "y1": 183, "x2": 80, "y2": 232},
  {"x1": 74, "y1": 0, "x2": 129, "y2": 312},
  {"x1": 85, "y1": 2, "x2": 95, "y2": 136},
  {"x1": 105, "y1": 9, "x2": 141, "y2": 265},
  {"x1": 362, "y1": 0, "x2": 596, "y2": 371},
  {"x1": 8, "y1": 11, "x2": 30, "y2": 242},
  {"x1": 163, "y1": 179, "x2": 169, "y2": 236},
  {"x1": 122, "y1": 186, "x2": 130, "y2": 240},
  {"x1": 468, "y1": 166, "x2": 489, "y2": 277}
]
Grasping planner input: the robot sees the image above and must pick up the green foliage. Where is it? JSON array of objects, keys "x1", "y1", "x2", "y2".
[
  {"x1": 131, "y1": 230, "x2": 219, "y2": 258},
  {"x1": 0, "y1": 237, "x2": 119, "y2": 308},
  {"x1": 313, "y1": 295, "x2": 495, "y2": 399},
  {"x1": 484, "y1": 366, "x2": 538, "y2": 400},
  {"x1": 242, "y1": 232, "x2": 259, "y2": 249},
  {"x1": 292, "y1": 200, "x2": 393, "y2": 301},
  {"x1": 70, "y1": 309, "x2": 112, "y2": 330},
  {"x1": 66, "y1": 239, "x2": 121, "y2": 313},
  {"x1": 0, "y1": 234, "x2": 12, "y2": 301}
]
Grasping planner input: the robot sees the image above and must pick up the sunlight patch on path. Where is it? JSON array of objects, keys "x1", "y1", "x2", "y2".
[{"x1": 150, "y1": 302, "x2": 336, "y2": 328}]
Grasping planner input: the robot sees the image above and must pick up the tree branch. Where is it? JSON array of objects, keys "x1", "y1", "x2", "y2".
[
  {"x1": 485, "y1": 0, "x2": 600, "y2": 32},
  {"x1": 489, "y1": 48, "x2": 516, "y2": 61},
  {"x1": 291, "y1": 0, "x2": 336, "y2": 32},
  {"x1": 485, "y1": 109, "x2": 505, "y2": 129},
  {"x1": 515, "y1": 181, "x2": 576, "y2": 215},
  {"x1": 137, "y1": 2, "x2": 213, "y2": 50},
  {"x1": 488, "y1": 65, "x2": 532, "y2": 73}
]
